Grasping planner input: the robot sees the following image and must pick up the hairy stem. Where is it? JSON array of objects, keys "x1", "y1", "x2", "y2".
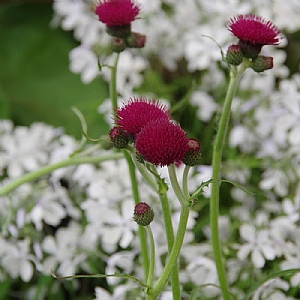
[{"x1": 210, "y1": 64, "x2": 246, "y2": 300}]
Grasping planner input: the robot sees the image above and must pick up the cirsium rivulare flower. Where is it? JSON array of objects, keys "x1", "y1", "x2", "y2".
[
  {"x1": 135, "y1": 118, "x2": 189, "y2": 167},
  {"x1": 115, "y1": 97, "x2": 170, "y2": 137},
  {"x1": 227, "y1": 14, "x2": 284, "y2": 58},
  {"x1": 95, "y1": 0, "x2": 140, "y2": 27}
]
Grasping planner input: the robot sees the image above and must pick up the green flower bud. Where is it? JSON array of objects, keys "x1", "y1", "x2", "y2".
[
  {"x1": 109, "y1": 126, "x2": 129, "y2": 149},
  {"x1": 110, "y1": 38, "x2": 126, "y2": 53},
  {"x1": 133, "y1": 202, "x2": 154, "y2": 226},
  {"x1": 226, "y1": 44, "x2": 244, "y2": 66},
  {"x1": 126, "y1": 32, "x2": 146, "y2": 48},
  {"x1": 250, "y1": 56, "x2": 273, "y2": 72},
  {"x1": 183, "y1": 138, "x2": 202, "y2": 166}
]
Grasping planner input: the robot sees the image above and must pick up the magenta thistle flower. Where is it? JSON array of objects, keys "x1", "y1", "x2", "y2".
[
  {"x1": 116, "y1": 97, "x2": 170, "y2": 137},
  {"x1": 135, "y1": 118, "x2": 189, "y2": 167},
  {"x1": 227, "y1": 14, "x2": 284, "y2": 58},
  {"x1": 95, "y1": 0, "x2": 140, "y2": 27}
]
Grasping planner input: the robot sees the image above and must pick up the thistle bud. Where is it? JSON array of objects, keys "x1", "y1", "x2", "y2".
[
  {"x1": 126, "y1": 32, "x2": 146, "y2": 48},
  {"x1": 250, "y1": 56, "x2": 273, "y2": 72},
  {"x1": 109, "y1": 126, "x2": 129, "y2": 149},
  {"x1": 225, "y1": 44, "x2": 243, "y2": 66},
  {"x1": 182, "y1": 138, "x2": 201, "y2": 166},
  {"x1": 133, "y1": 202, "x2": 154, "y2": 226},
  {"x1": 111, "y1": 37, "x2": 126, "y2": 53}
]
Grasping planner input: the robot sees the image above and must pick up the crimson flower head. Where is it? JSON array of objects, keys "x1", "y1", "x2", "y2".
[
  {"x1": 95, "y1": 0, "x2": 140, "y2": 27},
  {"x1": 116, "y1": 97, "x2": 170, "y2": 137},
  {"x1": 227, "y1": 14, "x2": 284, "y2": 58},
  {"x1": 135, "y1": 118, "x2": 189, "y2": 167}
]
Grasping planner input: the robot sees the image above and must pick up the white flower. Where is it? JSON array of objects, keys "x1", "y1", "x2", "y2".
[
  {"x1": 101, "y1": 52, "x2": 148, "y2": 97},
  {"x1": 52, "y1": 0, "x2": 107, "y2": 46},
  {"x1": 100, "y1": 199, "x2": 136, "y2": 253},
  {"x1": 252, "y1": 278, "x2": 294, "y2": 300},
  {"x1": 190, "y1": 90, "x2": 218, "y2": 122},
  {"x1": 69, "y1": 45, "x2": 100, "y2": 83},
  {"x1": 41, "y1": 223, "x2": 86, "y2": 276},
  {"x1": 186, "y1": 255, "x2": 220, "y2": 297},
  {"x1": 0, "y1": 123, "x2": 57, "y2": 178},
  {"x1": 260, "y1": 168, "x2": 294, "y2": 197},
  {"x1": 237, "y1": 224, "x2": 276, "y2": 268},
  {"x1": 281, "y1": 251, "x2": 300, "y2": 287},
  {"x1": 105, "y1": 251, "x2": 135, "y2": 285},
  {"x1": 94, "y1": 282, "x2": 141, "y2": 300},
  {"x1": 1, "y1": 238, "x2": 35, "y2": 282},
  {"x1": 94, "y1": 287, "x2": 111, "y2": 300},
  {"x1": 30, "y1": 188, "x2": 68, "y2": 231}
]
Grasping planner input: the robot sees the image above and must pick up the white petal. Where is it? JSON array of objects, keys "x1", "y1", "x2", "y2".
[
  {"x1": 252, "y1": 248, "x2": 265, "y2": 268},
  {"x1": 20, "y1": 260, "x2": 33, "y2": 282}
]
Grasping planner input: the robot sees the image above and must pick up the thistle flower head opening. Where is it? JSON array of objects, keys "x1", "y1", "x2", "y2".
[
  {"x1": 227, "y1": 14, "x2": 284, "y2": 58},
  {"x1": 135, "y1": 118, "x2": 189, "y2": 167},
  {"x1": 116, "y1": 97, "x2": 170, "y2": 137},
  {"x1": 95, "y1": 0, "x2": 140, "y2": 27}
]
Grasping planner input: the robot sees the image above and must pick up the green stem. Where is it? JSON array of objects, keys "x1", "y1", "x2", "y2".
[
  {"x1": 0, "y1": 153, "x2": 123, "y2": 196},
  {"x1": 131, "y1": 153, "x2": 159, "y2": 192},
  {"x1": 146, "y1": 225, "x2": 155, "y2": 288},
  {"x1": 182, "y1": 165, "x2": 191, "y2": 199},
  {"x1": 148, "y1": 205, "x2": 190, "y2": 300},
  {"x1": 168, "y1": 164, "x2": 185, "y2": 205},
  {"x1": 110, "y1": 52, "x2": 120, "y2": 117},
  {"x1": 210, "y1": 64, "x2": 246, "y2": 300},
  {"x1": 158, "y1": 191, "x2": 181, "y2": 300},
  {"x1": 123, "y1": 151, "x2": 149, "y2": 280}
]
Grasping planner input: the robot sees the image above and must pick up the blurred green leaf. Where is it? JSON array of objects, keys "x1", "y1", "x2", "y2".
[{"x1": 0, "y1": 3, "x2": 109, "y2": 139}]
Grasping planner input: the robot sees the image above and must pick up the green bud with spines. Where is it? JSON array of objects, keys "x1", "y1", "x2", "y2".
[
  {"x1": 250, "y1": 55, "x2": 273, "y2": 72},
  {"x1": 226, "y1": 44, "x2": 244, "y2": 66},
  {"x1": 133, "y1": 202, "x2": 154, "y2": 226},
  {"x1": 183, "y1": 138, "x2": 202, "y2": 166},
  {"x1": 109, "y1": 126, "x2": 129, "y2": 149}
]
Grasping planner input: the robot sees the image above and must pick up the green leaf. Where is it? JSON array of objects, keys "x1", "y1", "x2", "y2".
[
  {"x1": 51, "y1": 270, "x2": 148, "y2": 289},
  {"x1": 146, "y1": 164, "x2": 169, "y2": 194},
  {"x1": 190, "y1": 178, "x2": 256, "y2": 201}
]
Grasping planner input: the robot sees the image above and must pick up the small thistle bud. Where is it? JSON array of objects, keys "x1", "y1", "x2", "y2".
[
  {"x1": 182, "y1": 138, "x2": 201, "y2": 166},
  {"x1": 111, "y1": 37, "x2": 126, "y2": 53},
  {"x1": 250, "y1": 56, "x2": 273, "y2": 72},
  {"x1": 126, "y1": 32, "x2": 147, "y2": 48},
  {"x1": 226, "y1": 44, "x2": 243, "y2": 66},
  {"x1": 133, "y1": 202, "x2": 154, "y2": 226},
  {"x1": 109, "y1": 126, "x2": 129, "y2": 149}
]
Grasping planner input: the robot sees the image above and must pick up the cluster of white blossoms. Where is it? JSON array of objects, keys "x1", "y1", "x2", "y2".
[{"x1": 2, "y1": 0, "x2": 300, "y2": 299}]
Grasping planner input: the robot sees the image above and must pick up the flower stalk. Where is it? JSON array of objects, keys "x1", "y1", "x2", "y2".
[
  {"x1": 0, "y1": 153, "x2": 123, "y2": 196},
  {"x1": 210, "y1": 63, "x2": 246, "y2": 300},
  {"x1": 148, "y1": 204, "x2": 190, "y2": 300}
]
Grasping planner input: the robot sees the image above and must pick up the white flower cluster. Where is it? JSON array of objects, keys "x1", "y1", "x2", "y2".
[
  {"x1": 0, "y1": 120, "x2": 205, "y2": 299},
  {"x1": 2, "y1": 0, "x2": 300, "y2": 298}
]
